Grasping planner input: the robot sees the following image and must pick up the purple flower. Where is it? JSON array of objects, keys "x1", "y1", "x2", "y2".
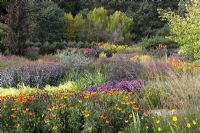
[{"x1": 84, "y1": 80, "x2": 144, "y2": 92}]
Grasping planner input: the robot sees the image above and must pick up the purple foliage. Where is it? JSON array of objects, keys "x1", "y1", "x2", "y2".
[
  {"x1": 0, "y1": 62, "x2": 65, "y2": 88},
  {"x1": 84, "y1": 80, "x2": 144, "y2": 92}
]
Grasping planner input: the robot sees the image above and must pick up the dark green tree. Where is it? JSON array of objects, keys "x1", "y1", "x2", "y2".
[
  {"x1": 3, "y1": 0, "x2": 29, "y2": 55},
  {"x1": 26, "y1": 1, "x2": 66, "y2": 43}
]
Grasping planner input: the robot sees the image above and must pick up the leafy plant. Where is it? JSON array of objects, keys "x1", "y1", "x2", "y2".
[
  {"x1": 160, "y1": 1, "x2": 200, "y2": 59},
  {"x1": 65, "y1": 12, "x2": 84, "y2": 41}
]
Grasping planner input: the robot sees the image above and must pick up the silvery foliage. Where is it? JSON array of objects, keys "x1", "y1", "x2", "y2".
[
  {"x1": 0, "y1": 62, "x2": 65, "y2": 88},
  {"x1": 58, "y1": 52, "x2": 91, "y2": 71}
]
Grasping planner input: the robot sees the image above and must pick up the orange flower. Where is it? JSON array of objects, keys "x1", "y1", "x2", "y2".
[
  {"x1": 28, "y1": 112, "x2": 33, "y2": 116},
  {"x1": 28, "y1": 97, "x2": 33, "y2": 102},
  {"x1": 59, "y1": 103, "x2": 65, "y2": 109},
  {"x1": 16, "y1": 95, "x2": 27, "y2": 103}
]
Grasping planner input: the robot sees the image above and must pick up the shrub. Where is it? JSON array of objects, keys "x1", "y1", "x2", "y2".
[
  {"x1": 97, "y1": 54, "x2": 135, "y2": 64},
  {"x1": 84, "y1": 48, "x2": 112, "y2": 58},
  {"x1": 58, "y1": 48, "x2": 85, "y2": 55},
  {"x1": 66, "y1": 41, "x2": 93, "y2": 48},
  {"x1": 138, "y1": 36, "x2": 178, "y2": 57},
  {"x1": 97, "y1": 43, "x2": 132, "y2": 54},
  {"x1": 108, "y1": 61, "x2": 144, "y2": 81},
  {"x1": 84, "y1": 80, "x2": 144, "y2": 92},
  {"x1": 0, "y1": 62, "x2": 65, "y2": 87},
  {"x1": 58, "y1": 53, "x2": 91, "y2": 71},
  {"x1": 24, "y1": 47, "x2": 40, "y2": 60},
  {"x1": 160, "y1": 1, "x2": 200, "y2": 59},
  {"x1": 139, "y1": 36, "x2": 178, "y2": 51}
]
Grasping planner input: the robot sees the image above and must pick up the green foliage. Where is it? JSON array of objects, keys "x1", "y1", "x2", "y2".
[
  {"x1": 64, "y1": 13, "x2": 84, "y2": 41},
  {"x1": 109, "y1": 11, "x2": 133, "y2": 40},
  {"x1": 0, "y1": 22, "x2": 8, "y2": 39},
  {"x1": 139, "y1": 36, "x2": 178, "y2": 52},
  {"x1": 87, "y1": 7, "x2": 108, "y2": 28},
  {"x1": 78, "y1": 7, "x2": 110, "y2": 42},
  {"x1": 68, "y1": 7, "x2": 133, "y2": 43},
  {"x1": 160, "y1": 1, "x2": 200, "y2": 59},
  {"x1": 0, "y1": 22, "x2": 8, "y2": 52},
  {"x1": 26, "y1": 0, "x2": 66, "y2": 43},
  {"x1": 3, "y1": 0, "x2": 29, "y2": 55}
]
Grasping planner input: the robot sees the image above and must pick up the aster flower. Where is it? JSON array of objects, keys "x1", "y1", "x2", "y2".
[{"x1": 84, "y1": 80, "x2": 144, "y2": 92}]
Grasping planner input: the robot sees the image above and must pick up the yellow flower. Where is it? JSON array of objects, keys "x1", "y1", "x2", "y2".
[
  {"x1": 143, "y1": 112, "x2": 148, "y2": 117},
  {"x1": 129, "y1": 114, "x2": 133, "y2": 118},
  {"x1": 82, "y1": 110, "x2": 89, "y2": 118},
  {"x1": 87, "y1": 126, "x2": 92, "y2": 132},
  {"x1": 172, "y1": 116, "x2": 178, "y2": 122},
  {"x1": 187, "y1": 123, "x2": 191, "y2": 128},
  {"x1": 156, "y1": 120, "x2": 160, "y2": 124},
  {"x1": 48, "y1": 106, "x2": 57, "y2": 111},
  {"x1": 84, "y1": 95, "x2": 90, "y2": 99},
  {"x1": 52, "y1": 126, "x2": 58, "y2": 130},
  {"x1": 145, "y1": 126, "x2": 149, "y2": 129},
  {"x1": 133, "y1": 107, "x2": 139, "y2": 112},
  {"x1": 118, "y1": 131, "x2": 122, "y2": 133},
  {"x1": 125, "y1": 120, "x2": 129, "y2": 123},
  {"x1": 44, "y1": 119, "x2": 50, "y2": 124},
  {"x1": 78, "y1": 99, "x2": 82, "y2": 103},
  {"x1": 69, "y1": 106, "x2": 74, "y2": 111},
  {"x1": 192, "y1": 120, "x2": 197, "y2": 125},
  {"x1": 16, "y1": 124, "x2": 20, "y2": 129},
  {"x1": 105, "y1": 120, "x2": 110, "y2": 125},
  {"x1": 171, "y1": 109, "x2": 176, "y2": 113},
  {"x1": 51, "y1": 113, "x2": 57, "y2": 118},
  {"x1": 158, "y1": 127, "x2": 162, "y2": 132}
]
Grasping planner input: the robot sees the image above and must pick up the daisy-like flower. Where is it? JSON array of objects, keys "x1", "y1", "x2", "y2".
[
  {"x1": 172, "y1": 116, "x2": 178, "y2": 122},
  {"x1": 156, "y1": 120, "x2": 160, "y2": 124},
  {"x1": 192, "y1": 120, "x2": 197, "y2": 125},
  {"x1": 158, "y1": 127, "x2": 162, "y2": 132},
  {"x1": 187, "y1": 123, "x2": 191, "y2": 128}
]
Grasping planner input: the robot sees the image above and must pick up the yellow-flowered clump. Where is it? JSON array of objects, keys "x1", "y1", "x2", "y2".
[
  {"x1": 130, "y1": 55, "x2": 151, "y2": 62},
  {"x1": 97, "y1": 43, "x2": 132, "y2": 54},
  {"x1": 44, "y1": 81, "x2": 78, "y2": 93},
  {"x1": 0, "y1": 86, "x2": 37, "y2": 96}
]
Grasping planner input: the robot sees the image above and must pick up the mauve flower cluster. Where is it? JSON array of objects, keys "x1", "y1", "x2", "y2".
[{"x1": 84, "y1": 80, "x2": 144, "y2": 92}]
